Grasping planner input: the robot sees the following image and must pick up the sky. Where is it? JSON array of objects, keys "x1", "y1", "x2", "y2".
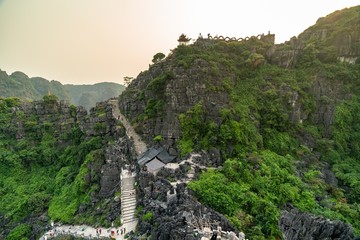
[{"x1": 0, "y1": 0, "x2": 359, "y2": 85}]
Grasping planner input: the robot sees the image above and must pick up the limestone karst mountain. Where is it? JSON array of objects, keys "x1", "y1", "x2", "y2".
[
  {"x1": 1, "y1": 5, "x2": 360, "y2": 240},
  {"x1": 119, "y1": 5, "x2": 360, "y2": 239}
]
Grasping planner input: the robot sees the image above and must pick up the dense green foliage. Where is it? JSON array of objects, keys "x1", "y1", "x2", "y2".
[
  {"x1": 2, "y1": 5, "x2": 360, "y2": 240},
  {"x1": 6, "y1": 224, "x2": 32, "y2": 240},
  {"x1": 189, "y1": 151, "x2": 314, "y2": 238},
  {"x1": 172, "y1": 14, "x2": 360, "y2": 238},
  {"x1": 0, "y1": 97, "x2": 114, "y2": 239},
  {"x1": 152, "y1": 52, "x2": 166, "y2": 63},
  {"x1": 0, "y1": 69, "x2": 125, "y2": 110}
]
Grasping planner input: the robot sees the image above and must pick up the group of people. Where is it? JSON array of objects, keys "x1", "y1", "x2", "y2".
[
  {"x1": 116, "y1": 227, "x2": 126, "y2": 235},
  {"x1": 95, "y1": 228, "x2": 102, "y2": 235},
  {"x1": 110, "y1": 227, "x2": 126, "y2": 238}
]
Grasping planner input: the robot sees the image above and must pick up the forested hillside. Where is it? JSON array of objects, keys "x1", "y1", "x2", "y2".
[
  {"x1": 0, "y1": 96, "x2": 125, "y2": 239},
  {"x1": 119, "y1": 6, "x2": 360, "y2": 239},
  {"x1": 0, "y1": 70, "x2": 125, "y2": 110}
]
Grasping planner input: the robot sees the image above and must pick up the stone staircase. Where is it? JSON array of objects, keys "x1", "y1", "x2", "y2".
[
  {"x1": 109, "y1": 98, "x2": 144, "y2": 231},
  {"x1": 121, "y1": 174, "x2": 137, "y2": 224}
]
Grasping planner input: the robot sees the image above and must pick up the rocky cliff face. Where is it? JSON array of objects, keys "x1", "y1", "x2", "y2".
[
  {"x1": 11, "y1": 99, "x2": 120, "y2": 141},
  {"x1": 279, "y1": 208, "x2": 354, "y2": 240},
  {"x1": 118, "y1": 6, "x2": 360, "y2": 239},
  {"x1": 135, "y1": 170, "x2": 236, "y2": 239},
  {"x1": 119, "y1": 55, "x2": 231, "y2": 156},
  {"x1": 0, "y1": 97, "x2": 137, "y2": 239},
  {"x1": 270, "y1": 6, "x2": 360, "y2": 67}
]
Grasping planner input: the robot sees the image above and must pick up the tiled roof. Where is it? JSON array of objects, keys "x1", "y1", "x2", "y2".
[
  {"x1": 137, "y1": 147, "x2": 176, "y2": 166},
  {"x1": 145, "y1": 158, "x2": 165, "y2": 172}
]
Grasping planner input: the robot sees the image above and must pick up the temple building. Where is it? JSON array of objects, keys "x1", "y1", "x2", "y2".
[
  {"x1": 177, "y1": 33, "x2": 191, "y2": 45},
  {"x1": 137, "y1": 147, "x2": 176, "y2": 174}
]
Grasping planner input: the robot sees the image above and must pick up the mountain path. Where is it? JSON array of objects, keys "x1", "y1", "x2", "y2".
[
  {"x1": 109, "y1": 99, "x2": 147, "y2": 156},
  {"x1": 39, "y1": 98, "x2": 145, "y2": 239}
]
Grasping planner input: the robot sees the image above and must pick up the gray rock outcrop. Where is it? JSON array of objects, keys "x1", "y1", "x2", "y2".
[
  {"x1": 279, "y1": 208, "x2": 354, "y2": 240},
  {"x1": 136, "y1": 170, "x2": 236, "y2": 240},
  {"x1": 119, "y1": 56, "x2": 232, "y2": 156}
]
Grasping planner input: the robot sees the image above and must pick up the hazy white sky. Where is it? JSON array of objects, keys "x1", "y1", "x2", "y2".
[{"x1": 0, "y1": 0, "x2": 359, "y2": 85}]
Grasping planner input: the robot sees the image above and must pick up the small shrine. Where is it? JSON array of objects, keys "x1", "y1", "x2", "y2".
[{"x1": 177, "y1": 33, "x2": 191, "y2": 45}]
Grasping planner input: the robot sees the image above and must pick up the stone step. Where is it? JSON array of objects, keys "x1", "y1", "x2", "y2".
[
  {"x1": 122, "y1": 208, "x2": 136, "y2": 213},
  {"x1": 121, "y1": 192, "x2": 136, "y2": 199},
  {"x1": 122, "y1": 189, "x2": 136, "y2": 193},
  {"x1": 122, "y1": 197, "x2": 136, "y2": 202},
  {"x1": 122, "y1": 205, "x2": 136, "y2": 213},
  {"x1": 122, "y1": 207, "x2": 136, "y2": 213},
  {"x1": 121, "y1": 191, "x2": 136, "y2": 199},
  {"x1": 122, "y1": 214, "x2": 135, "y2": 220},
  {"x1": 121, "y1": 195, "x2": 136, "y2": 202},
  {"x1": 122, "y1": 215, "x2": 135, "y2": 220},
  {"x1": 123, "y1": 218, "x2": 135, "y2": 224},
  {"x1": 122, "y1": 202, "x2": 136, "y2": 208},
  {"x1": 122, "y1": 196, "x2": 136, "y2": 202},
  {"x1": 122, "y1": 211, "x2": 135, "y2": 217},
  {"x1": 121, "y1": 197, "x2": 136, "y2": 203},
  {"x1": 122, "y1": 219, "x2": 136, "y2": 224},
  {"x1": 121, "y1": 201, "x2": 136, "y2": 208},
  {"x1": 122, "y1": 214, "x2": 134, "y2": 218},
  {"x1": 123, "y1": 200, "x2": 136, "y2": 205},
  {"x1": 122, "y1": 189, "x2": 135, "y2": 192},
  {"x1": 122, "y1": 216, "x2": 135, "y2": 222},
  {"x1": 122, "y1": 201, "x2": 136, "y2": 208},
  {"x1": 122, "y1": 205, "x2": 136, "y2": 212},
  {"x1": 122, "y1": 191, "x2": 136, "y2": 196}
]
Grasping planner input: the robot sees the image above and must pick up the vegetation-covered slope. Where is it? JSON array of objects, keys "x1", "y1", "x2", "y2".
[
  {"x1": 119, "y1": 5, "x2": 360, "y2": 239},
  {"x1": 1, "y1": 5, "x2": 360, "y2": 240},
  {"x1": 0, "y1": 96, "x2": 123, "y2": 239},
  {"x1": 300, "y1": 5, "x2": 360, "y2": 58},
  {"x1": 0, "y1": 69, "x2": 125, "y2": 110}
]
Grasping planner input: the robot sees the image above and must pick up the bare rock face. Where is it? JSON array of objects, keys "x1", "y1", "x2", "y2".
[
  {"x1": 119, "y1": 57, "x2": 231, "y2": 155},
  {"x1": 309, "y1": 76, "x2": 351, "y2": 136},
  {"x1": 136, "y1": 171, "x2": 236, "y2": 240},
  {"x1": 269, "y1": 37, "x2": 304, "y2": 68},
  {"x1": 98, "y1": 136, "x2": 133, "y2": 198},
  {"x1": 279, "y1": 208, "x2": 354, "y2": 240},
  {"x1": 270, "y1": 6, "x2": 360, "y2": 67}
]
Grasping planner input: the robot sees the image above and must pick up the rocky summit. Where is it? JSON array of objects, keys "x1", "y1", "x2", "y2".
[{"x1": 1, "y1": 5, "x2": 360, "y2": 240}]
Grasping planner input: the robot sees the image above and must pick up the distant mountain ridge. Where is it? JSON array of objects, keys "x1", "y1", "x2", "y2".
[{"x1": 0, "y1": 69, "x2": 125, "y2": 110}]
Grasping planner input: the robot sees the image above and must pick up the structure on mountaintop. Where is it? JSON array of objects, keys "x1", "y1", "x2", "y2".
[
  {"x1": 205, "y1": 31, "x2": 275, "y2": 45},
  {"x1": 178, "y1": 33, "x2": 191, "y2": 45}
]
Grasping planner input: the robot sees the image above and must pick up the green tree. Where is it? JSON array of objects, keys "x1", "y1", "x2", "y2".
[
  {"x1": 152, "y1": 52, "x2": 165, "y2": 64},
  {"x1": 43, "y1": 94, "x2": 59, "y2": 104}
]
